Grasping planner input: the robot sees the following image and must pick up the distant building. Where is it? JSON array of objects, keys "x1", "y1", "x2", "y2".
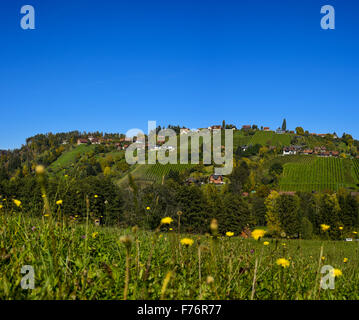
[
  {"x1": 242, "y1": 125, "x2": 251, "y2": 130},
  {"x1": 180, "y1": 128, "x2": 191, "y2": 135},
  {"x1": 77, "y1": 139, "x2": 88, "y2": 145},
  {"x1": 208, "y1": 125, "x2": 222, "y2": 130},
  {"x1": 283, "y1": 147, "x2": 296, "y2": 155},
  {"x1": 263, "y1": 127, "x2": 270, "y2": 131},
  {"x1": 209, "y1": 174, "x2": 224, "y2": 185}
]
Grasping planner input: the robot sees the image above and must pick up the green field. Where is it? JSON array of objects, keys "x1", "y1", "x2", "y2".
[
  {"x1": 1, "y1": 212, "x2": 359, "y2": 300},
  {"x1": 233, "y1": 130, "x2": 252, "y2": 148},
  {"x1": 248, "y1": 131, "x2": 292, "y2": 147},
  {"x1": 279, "y1": 157, "x2": 358, "y2": 192}
]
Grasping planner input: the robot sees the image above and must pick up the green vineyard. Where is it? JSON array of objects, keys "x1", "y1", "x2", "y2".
[
  {"x1": 143, "y1": 163, "x2": 196, "y2": 182},
  {"x1": 279, "y1": 157, "x2": 358, "y2": 192},
  {"x1": 353, "y1": 159, "x2": 359, "y2": 181}
]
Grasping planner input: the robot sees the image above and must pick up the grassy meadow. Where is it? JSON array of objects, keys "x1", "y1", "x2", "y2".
[{"x1": 1, "y1": 208, "x2": 359, "y2": 300}]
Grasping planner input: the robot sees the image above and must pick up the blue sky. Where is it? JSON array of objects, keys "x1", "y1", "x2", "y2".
[{"x1": 0, "y1": 0, "x2": 358, "y2": 149}]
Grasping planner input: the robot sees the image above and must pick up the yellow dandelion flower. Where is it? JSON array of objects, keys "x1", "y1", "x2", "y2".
[
  {"x1": 180, "y1": 238, "x2": 194, "y2": 246},
  {"x1": 92, "y1": 232, "x2": 99, "y2": 239},
  {"x1": 56, "y1": 200, "x2": 63, "y2": 205},
  {"x1": 13, "y1": 199, "x2": 21, "y2": 207},
  {"x1": 226, "y1": 232, "x2": 234, "y2": 237},
  {"x1": 339, "y1": 226, "x2": 343, "y2": 230},
  {"x1": 331, "y1": 268, "x2": 342, "y2": 277},
  {"x1": 44, "y1": 214, "x2": 49, "y2": 217},
  {"x1": 146, "y1": 206, "x2": 151, "y2": 210},
  {"x1": 161, "y1": 217, "x2": 173, "y2": 225},
  {"x1": 169, "y1": 228, "x2": 173, "y2": 231},
  {"x1": 276, "y1": 258, "x2": 290, "y2": 268},
  {"x1": 94, "y1": 195, "x2": 98, "y2": 198},
  {"x1": 251, "y1": 229, "x2": 266, "y2": 240},
  {"x1": 35, "y1": 165, "x2": 45, "y2": 174},
  {"x1": 282, "y1": 243, "x2": 286, "y2": 246},
  {"x1": 352, "y1": 231, "x2": 358, "y2": 234},
  {"x1": 343, "y1": 258, "x2": 348, "y2": 263},
  {"x1": 320, "y1": 224, "x2": 330, "y2": 232},
  {"x1": 0, "y1": 204, "x2": 3, "y2": 209},
  {"x1": 321, "y1": 256, "x2": 325, "y2": 261},
  {"x1": 263, "y1": 241, "x2": 269, "y2": 246}
]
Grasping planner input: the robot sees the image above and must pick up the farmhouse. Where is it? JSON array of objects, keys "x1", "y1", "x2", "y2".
[
  {"x1": 209, "y1": 174, "x2": 224, "y2": 185},
  {"x1": 302, "y1": 149, "x2": 313, "y2": 155},
  {"x1": 77, "y1": 138, "x2": 88, "y2": 145},
  {"x1": 242, "y1": 125, "x2": 251, "y2": 130},
  {"x1": 283, "y1": 147, "x2": 296, "y2": 155},
  {"x1": 208, "y1": 125, "x2": 222, "y2": 130},
  {"x1": 263, "y1": 127, "x2": 270, "y2": 131},
  {"x1": 180, "y1": 128, "x2": 190, "y2": 134}
]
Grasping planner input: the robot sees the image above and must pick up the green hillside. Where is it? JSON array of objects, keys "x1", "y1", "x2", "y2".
[
  {"x1": 248, "y1": 131, "x2": 292, "y2": 146},
  {"x1": 47, "y1": 144, "x2": 96, "y2": 172},
  {"x1": 279, "y1": 157, "x2": 358, "y2": 192}
]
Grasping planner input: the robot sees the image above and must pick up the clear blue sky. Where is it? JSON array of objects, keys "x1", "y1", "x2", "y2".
[{"x1": 1, "y1": 0, "x2": 358, "y2": 149}]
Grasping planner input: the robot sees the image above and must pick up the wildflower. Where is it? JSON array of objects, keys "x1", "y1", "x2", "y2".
[
  {"x1": 250, "y1": 249, "x2": 255, "y2": 254},
  {"x1": 94, "y1": 195, "x2": 98, "y2": 198},
  {"x1": 35, "y1": 165, "x2": 45, "y2": 174},
  {"x1": 56, "y1": 200, "x2": 63, "y2": 205},
  {"x1": 320, "y1": 224, "x2": 330, "y2": 232},
  {"x1": 339, "y1": 226, "x2": 343, "y2": 230},
  {"x1": 226, "y1": 232, "x2": 234, "y2": 237},
  {"x1": 0, "y1": 204, "x2": 3, "y2": 209},
  {"x1": 92, "y1": 232, "x2": 98, "y2": 239},
  {"x1": 353, "y1": 231, "x2": 358, "y2": 234},
  {"x1": 282, "y1": 243, "x2": 286, "y2": 246},
  {"x1": 331, "y1": 268, "x2": 342, "y2": 277},
  {"x1": 44, "y1": 214, "x2": 49, "y2": 217},
  {"x1": 13, "y1": 199, "x2": 21, "y2": 207},
  {"x1": 161, "y1": 217, "x2": 173, "y2": 225},
  {"x1": 119, "y1": 235, "x2": 133, "y2": 248},
  {"x1": 169, "y1": 228, "x2": 173, "y2": 231},
  {"x1": 180, "y1": 238, "x2": 194, "y2": 246},
  {"x1": 31, "y1": 226, "x2": 36, "y2": 231},
  {"x1": 42, "y1": 194, "x2": 46, "y2": 198},
  {"x1": 251, "y1": 229, "x2": 266, "y2": 240},
  {"x1": 276, "y1": 258, "x2": 290, "y2": 268},
  {"x1": 146, "y1": 206, "x2": 151, "y2": 210},
  {"x1": 210, "y1": 219, "x2": 218, "y2": 232},
  {"x1": 263, "y1": 241, "x2": 269, "y2": 246},
  {"x1": 64, "y1": 174, "x2": 68, "y2": 178},
  {"x1": 321, "y1": 256, "x2": 325, "y2": 261},
  {"x1": 343, "y1": 258, "x2": 348, "y2": 263},
  {"x1": 206, "y1": 276, "x2": 214, "y2": 284}
]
